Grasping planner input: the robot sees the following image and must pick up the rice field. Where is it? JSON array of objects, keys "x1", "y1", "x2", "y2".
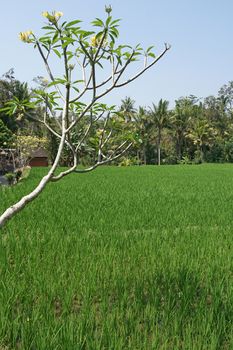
[{"x1": 1, "y1": 164, "x2": 233, "y2": 349}]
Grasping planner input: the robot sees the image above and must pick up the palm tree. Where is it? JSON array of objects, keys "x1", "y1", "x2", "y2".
[
  {"x1": 119, "y1": 96, "x2": 136, "y2": 123},
  {"x1": 186, "y1": 118, "x2": 215, "y2": 162},
  {"x1": 149, "y1": 99, "x2": 169, "y2": 165},
  {"x1": 0, "y1": 76, "x2": 33, "y2": 132},
  {"x1": 134, "y1": 106, "x2": 150, "y2": 164},
  {"x1": 171, "y1": 98, "x2": 193, "y2": 161}
]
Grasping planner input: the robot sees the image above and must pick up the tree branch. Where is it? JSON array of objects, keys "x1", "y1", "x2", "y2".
[
  {"x1": 36, "y1": 41, "x2": 65, "y2": 102},
  {"x1": 115, "y1": 44, "x2": 171, "y2": 88},
  {"x1": 74, "y1": 142, "x2": 132, "y2": 173}
]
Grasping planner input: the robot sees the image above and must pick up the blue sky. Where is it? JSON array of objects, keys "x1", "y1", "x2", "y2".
[{"x1": 1, "y1": 0, "x2": 233, "y2": 108}]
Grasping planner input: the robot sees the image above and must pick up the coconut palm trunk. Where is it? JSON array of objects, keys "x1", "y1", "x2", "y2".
[
  {"x1": 149, "y1": 99, "x2": 169, "y2": 167},
  {"x1": 157, "y1": 129, "x2": 161, "y2": 165}
]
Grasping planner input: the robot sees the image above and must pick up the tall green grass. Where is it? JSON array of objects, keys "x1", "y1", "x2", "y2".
[{"x1": 1, "y1": 164, "x2": 233, "y2": 349}]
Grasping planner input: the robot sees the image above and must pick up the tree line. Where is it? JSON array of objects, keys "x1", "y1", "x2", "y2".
[{"x1": 1, "y1": 69, "x2": 233, "y2": 166}]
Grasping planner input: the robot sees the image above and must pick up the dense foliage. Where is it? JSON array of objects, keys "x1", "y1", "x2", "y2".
[
  {"x1": 119, "y1": 89, "x2": 233, "y2": 165},
  {"x1": 1, "y1": 70, "x2": 233, "y2": 165}
]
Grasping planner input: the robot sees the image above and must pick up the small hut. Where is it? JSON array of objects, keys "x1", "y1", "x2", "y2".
[{"x1": 29, "y1": 148, "x2": 49, "y2": 167}]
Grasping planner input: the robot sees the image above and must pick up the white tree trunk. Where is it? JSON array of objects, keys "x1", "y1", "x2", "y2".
[{"x1": 0, "y1": 133, "x2": 66, "y2": 228}]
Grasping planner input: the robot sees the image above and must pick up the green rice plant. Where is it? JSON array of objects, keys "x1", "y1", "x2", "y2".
[{"x1": 1, "y1": 164, "x2": 233, "y2": 349}]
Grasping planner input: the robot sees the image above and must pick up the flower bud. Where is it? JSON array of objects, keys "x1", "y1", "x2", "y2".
[
  {"x1": 42, "y1": 10, "x2": 63, "y2": 24},
  {"x1": 105, "y1": 5, "x2": 112, "y2": 15},
  {"x1": 42, "y1": 11, "x2": 49, "y2": 18},
  {"x1": 19, "y1": 30, "x2": 34, "y2": 43},
  {"x1": 41, "y1": 77, "x2": 49, "y2": 87},
  {"x1": 90, "y1": 35, "x2": 108, "y2": 48},
  {"x1": 55, "y1": 11, "x2": 63, "y2": 20}
]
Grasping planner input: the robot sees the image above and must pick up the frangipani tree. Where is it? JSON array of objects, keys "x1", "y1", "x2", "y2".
[{"x1": 0, "y1": 7, "x2": 170, "y2": 227}]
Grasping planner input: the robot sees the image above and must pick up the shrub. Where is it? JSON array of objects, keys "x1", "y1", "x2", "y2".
[{"x1": 4, "y1": 172, "x2": 15, "y2": 185}]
